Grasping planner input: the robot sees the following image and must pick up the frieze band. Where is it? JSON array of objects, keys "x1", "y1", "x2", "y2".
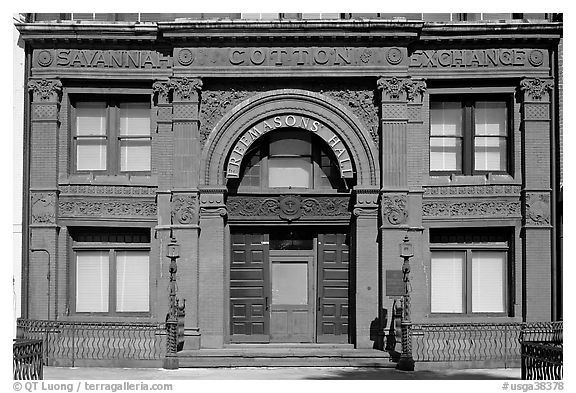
[
  {"x1": 423, "y1": 200, "x2": 521, "y2": 218},
  {"x1": 423, "y1": 185, "x2": 522, "y2": 197},
  {"x1": 59, "y1": 199, "x2": 157, "y2": 217},
  {"x1": 227, "y1": 195, "x2": 350, "y2": 221}
]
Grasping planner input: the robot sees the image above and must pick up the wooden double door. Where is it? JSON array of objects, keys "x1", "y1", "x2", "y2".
[{"x1": 230, "y1": 229, "x2": 350, "y2": 343}]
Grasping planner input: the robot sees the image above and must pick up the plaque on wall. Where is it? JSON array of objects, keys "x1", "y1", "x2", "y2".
[{"x1": 386, "y1": 270, "x2": 405, "y2": 297}]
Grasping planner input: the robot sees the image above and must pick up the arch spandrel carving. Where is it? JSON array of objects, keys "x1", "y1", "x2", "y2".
[{"x1": 200, "y1": 89, "x2": 380, "y2": 187}]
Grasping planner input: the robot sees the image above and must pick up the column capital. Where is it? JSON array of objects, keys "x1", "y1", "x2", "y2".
[
  {"x1": 404, "y1": 79, "x2": 427, "y2": 103},
  {"x1": 170, "y1": 77, "x2": 203, "y2": 102},
  {"x1": 153, "y1": 80, "x2": 173, "y2": 104},
  {"x1": 520, "y1": 77, "x2": 554, "y2": 102},
  {"x1": 27, "y1": 78, "x2": 62, "y2": 103},
  {"x1": 377, "y1": 76, "x2": 427, "y2": 102}
]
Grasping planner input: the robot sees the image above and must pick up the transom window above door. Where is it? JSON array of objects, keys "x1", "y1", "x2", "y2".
[
  {"x1": 231, "y1": 129, "x2": 354, "y2": 191},
  {"x1": 72, "y1": 96, "x2": 151, "y2": 174}
]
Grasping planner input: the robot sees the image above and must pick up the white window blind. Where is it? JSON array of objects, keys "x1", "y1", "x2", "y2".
[
  {"x1": 430, "y1": 102, "x2": 462, "y2": 171},
  {"x1": 119, "y1": 103, "x2": 151, "y2": 172},
  {"x1": 116, "y1": 251, "x2": 149, "y2": 312},
  {"x1": 472, "y1": 251, "x2": 506, "y2": 313},
  {"x1": 474, "y1": 101, "x2": 507, "y2": 171},
  {"x1": 76, "y1": 251, "x2": 109, "y2": 312},
  {"x1": 76, "y1": 102, "x2": 107, "y2": 170},
  {"x1": 431, "y1": 251, "x2": 464, "y2": 313}
]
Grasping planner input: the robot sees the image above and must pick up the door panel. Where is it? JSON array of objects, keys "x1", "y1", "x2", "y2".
[
  {"x1": 270, "y1": 256, "x2": 314, "y2": 343},
  {"x1": 230, "y1": 233, "x2": 270, "y2": 342},
  {"x1": 317, "y1": 233, "x2": 350, "y2": 343}
]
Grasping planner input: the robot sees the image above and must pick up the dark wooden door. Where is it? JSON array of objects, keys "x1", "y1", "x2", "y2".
[
  {"x1": 317, "y1": 233, "x2": 350, "y2": 343},
  {"x1": 230, "y1": 233, "x2": 270, "y2": 342}
]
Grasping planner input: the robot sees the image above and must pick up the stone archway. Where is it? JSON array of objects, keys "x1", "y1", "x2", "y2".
[{"x1": 200, "y1": 89, "x2": 379, "y2": 186}]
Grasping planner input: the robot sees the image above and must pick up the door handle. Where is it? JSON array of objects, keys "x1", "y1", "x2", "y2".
[{"x1": 265, "y1": 297, "x2": 269, "y2": 311}]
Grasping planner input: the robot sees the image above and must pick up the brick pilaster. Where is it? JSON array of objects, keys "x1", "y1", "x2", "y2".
[
  {"x1": 27, "y1": 78, "x2": 62, "y2": 320},
  {"x1": 198, "y1": 186, "x2": 227, "y2": 348},
  {"x1": 352, "y1": 186, "x2": 379, "y2": 348},
  {"x1": 520, "y1": 77, "x2": 554, "y2": 322}
]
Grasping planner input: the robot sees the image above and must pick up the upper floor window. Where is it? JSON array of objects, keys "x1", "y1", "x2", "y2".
[
  {"x1": 231, "y1": 129, "x2": 353, "y2": 191},
  {"x1": 430, "y1": 97, "x2": 510, "y2": 175},
  {"x1": 72, "y1": 97, "x2": 151, "y2": 174}
]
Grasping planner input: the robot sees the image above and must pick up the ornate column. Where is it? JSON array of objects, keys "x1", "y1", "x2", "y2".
[
  {"x1": 520, "y1": 77, "x2": 554, "y2": 321},
  {"x1": 198, "y1": 186, "x2": 227, "y2": 348},
  {"x1": 27, "y1": 79, "x2": 62, "y2": 320},
  {"x1": 352, "y1": 186, "x2": 379, "y2": 348},
  {"x1": 168, "y1": 76, "x2": 203, "y2": 348}
]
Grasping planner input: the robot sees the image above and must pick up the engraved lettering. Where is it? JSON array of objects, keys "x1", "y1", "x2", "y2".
[
  {"x1": 263, "y1": 121, "x2": 273, "y2": 131},
  {"x1": 500, "y1": 49, "x2": 513, "y2": 65},
  {"x1": 514, "y1": 50, "x2": 526, "y2": 66},
  {"x1": 142, "y1": 52, "x2": 155, "y2": 68},
  {"x1": 233, "y1": 146, "x2": 245, "y2": 156},
  {"x1": 57, "y1": 50, "x2": 70, "y2": 66},
  {"x1": 229, "y1": 157, "x2": 241, "y2": 167},
  {"x1": 334, "y1": 48, "x2": 352, "y2": 65},
  {"x1": 423, "y1": 50, "x2": 438, "y2": 67},
  {"x1": 270, "y1": 49, "x2": 288, "y2": 65},
  {"x1": 127, "y1": 51, "x2": 140, "y2": 68},
  {"x1": 248, "y1": 126, "x2": 262, "y2": 140},
  {"x1": 285, "y1": 115, "x2": 296, "y2": 127},
  {"x1": 470, "y1": 50, "x2": 483, "y2": 67},
  {"x1": 314, "y1": 49, "x2": 330, "y2": 65},
  {"x1": 293, "y1": 49, "x2": 309, "y2": 65},
  {"x1": 452, "y1": 50, "x2": 465, "y2": 67},
  {"x1": 328, "y1": 135, "x2": 341, "y2": 147},
  {"x1": 486, "y1": 49, "x2": 498, "y2": 66},
  {"x1": 250, "y1": 49, "x2": 266, "y2": 65},
  {"x1": 438, "y1": 50, "x2": 451, "y2": 67},
  {"x1": 93, "y1": 51, "x2": 107, "y2": 67},
  {"x1": 111, "y1": 51, "x2": 123, "y2": 67},
  {"x1": 230, "y1": 49, "x2": 245, "y2": 65},
  {"x1": 310, "y1": 121, "x2": 320, "y2": 132},
  {"x1": 273, "y1": 116, "x2": 282, "y2": 128},
  {"x1": 239, "y1": 136, "x2": 250, "y2": 147},
  {"x1": 334, "y1": 148, "x2": 346, "y2": 158},
  {"x1": 299, "y1": 117, "x2": 310, "y2": 129}
]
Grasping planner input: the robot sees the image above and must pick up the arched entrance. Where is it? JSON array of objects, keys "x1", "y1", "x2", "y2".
[{"x1": 199, "y1": 89, "x2": 379, "y2": 346}]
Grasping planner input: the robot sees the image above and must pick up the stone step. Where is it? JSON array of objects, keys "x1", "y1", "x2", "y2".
[{"x1": 177, "y1": 346, "x2": 395, "y2": 368}]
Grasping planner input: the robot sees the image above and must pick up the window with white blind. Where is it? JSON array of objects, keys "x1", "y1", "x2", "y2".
[
  {"x1": 429, "y1": 97, "x2": 510, "y2": 175},
  {"x1": 430, "y1": 228, "x2": 510, "y2": 315},
  {"x1": 72, "y1": 97, "x2": 151, "y2": 174},
  {"x1": 71, "y1": 227, "x2": 151, "y2": 315}
]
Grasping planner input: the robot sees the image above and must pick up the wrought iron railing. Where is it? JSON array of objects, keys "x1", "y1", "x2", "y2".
[
  {"x1": 411, "y1": 321, "x2": 563, "y2": 368},
  {"x1": 16, "y1": 319, "x2": 166, "y2": 366},
  {"x1": 411, "y1": 322, "x2": 524, "y2": 363},
  {"x1": 521, "y1": 321, "x2": 563, "y2": 380},
  {"x1": 13, "y1": 339, "x2": 43, "y2": 380}
]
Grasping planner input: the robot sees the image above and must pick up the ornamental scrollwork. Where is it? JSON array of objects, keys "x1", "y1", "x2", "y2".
[
  {"x1": 58, "y1": 199, "x2": 156, "y2": 217},
  {"x1": 199, "y1": 89, "x2": 254, "y2": 145},
  {"x1": 520, "y1": 78, "x2": 554, "y2": 100},
  {"x1": 27, "y1": 79, "x2": 62, "y2": 102},
  {"x1": 227, "y1": 195, "x2": 349, "y2": 221},
  {"x1": 170, "y1": 77, "x2": 203, "y2": 101},
  {"x1": 422, "y1": 200, "x2": 521, "y2": 218},
  {"x1": 381, "y1": 194, "x2": 408, "y2": 225},
  {"x1": 525, "y1": 193, "x2": 551, "y2": 226},
  {"x1": 171, "y1": 194, "x2": 198, "y2": 225},
  {"x1": 31, "y1": 192, "x2": 56, "y2": 224}
]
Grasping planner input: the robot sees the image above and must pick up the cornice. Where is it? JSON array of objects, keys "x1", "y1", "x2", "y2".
[
  {"x1": 14, "y1": 22, "x2": 158, "y2": 42},
  {"x1": 420, "y1": 22, "x2": 562, "y2": 42}
]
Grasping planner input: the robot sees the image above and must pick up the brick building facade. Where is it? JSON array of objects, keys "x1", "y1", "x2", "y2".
[{"x1": 15, "y1": 13, "x2": 562, "y2": 363}]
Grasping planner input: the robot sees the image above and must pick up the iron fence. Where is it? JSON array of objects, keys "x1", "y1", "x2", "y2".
[
  {"x1": 521, "y1": 321, "x2": 563, "y2": 380},
  {"x1": 13, "y1": 339, "x2": 43, "y2": 380},
  {"x1": 411, "y1": 322, "x2": 524, "y2": 363},
  {"x1": 16, "y1": 319, "x2": 166, "y2": 366}
]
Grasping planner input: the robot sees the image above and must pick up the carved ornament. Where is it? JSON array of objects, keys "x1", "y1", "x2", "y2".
[
  {"x1": 27, "y1": 79, "x2": 62, "y2": 102},
  {"x1": 321, "y1": 89, "x2": 379, "y2": 146},
  {"x1": 381, "y1": 194, "x2": 408, "y2": 225},
  {"x1": 59, "y1": 199, "x2": 156, "y2": 217},
  {"x1": 404, "y1": 79, "x2": 427, "y2": 102},
  {"x1": 423, "y1": 200, "x2": 521, "y2": 218},
  {"x1": 170, "y1": 77, "x2": 203, "y2": 101},
  {"x1": 520, "y1": 78, "x2": 554, "y2": 100},
  {"x1": 171, "y1": 194, "x2": 198, "y2": 225},
  {"x1": 227, "y1": 195, "x2": 350, "y2": 221},
  {"x1": 525, "y1": 193, "x2": 551, "y2": 226},
  {"x1": 200, "y1": 90, "x2": 255, "y2": 145},
  {"x1": 31, "y1": 192, "x2": 56, "y2": 224},
  {"x1": 423, "y1": 185, "x2": 522, "y2": 197},
  {"x1": 59, "y1": 185, "x2": 157, "y2": 196},
  {"x1": 377, "y1": 77, "x2": 405, "y2": 100},
  {"x1": 153, "y1": 81, "x2": 172, "y2": 103}
]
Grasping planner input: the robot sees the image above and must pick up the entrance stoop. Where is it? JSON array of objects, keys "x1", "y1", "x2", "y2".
[{"x1": 178, "y1": 344, "x2": 395, "y2": 368}]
